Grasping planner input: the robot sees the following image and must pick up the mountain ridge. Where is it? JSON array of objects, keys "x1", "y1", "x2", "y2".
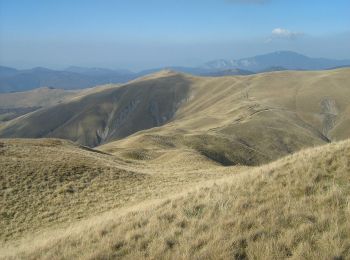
[
  {"x1": 2, "y1": 51, "x2": 350, "y2": 93},
  {"x1": 204, "y1": 50, "x2": 350, "y2": 71},
  {"x1": 2, "y1": 68, "x2": 350, "y2": 167}
]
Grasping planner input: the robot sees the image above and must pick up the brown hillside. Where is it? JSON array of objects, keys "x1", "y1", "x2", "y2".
[
  {"x1": 1, "y1": 139, "x2": 349, "y2": 259},
  {"x1": 1, "y1": 68, "x2": 350, "y2": 166}
]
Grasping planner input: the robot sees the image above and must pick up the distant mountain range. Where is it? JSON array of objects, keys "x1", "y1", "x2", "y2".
[
  {"x1": 203, "y1": 51, "x2": 350, "y2": 71},
  {"x1": 1, "y1": 51, "x2": 349, "y2": 93},
  {"x1": 0, "y1": 66, "x2": 135, "y2": 93}
]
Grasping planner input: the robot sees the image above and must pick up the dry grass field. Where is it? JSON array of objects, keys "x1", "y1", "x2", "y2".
[
  {"x1": 0, "y1": 68, "x2": 350, "y2": 259},
  {"x1": 0, "y1": 138, "x2": 237, "y2": 243},
  {"x1": 1, "y1": 139, "x2": 349, "y2": 259}
]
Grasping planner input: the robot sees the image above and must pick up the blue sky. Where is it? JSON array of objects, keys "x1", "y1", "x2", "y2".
[{"x1": 0, "y1": 0, "x2": 349, "y2": 71}]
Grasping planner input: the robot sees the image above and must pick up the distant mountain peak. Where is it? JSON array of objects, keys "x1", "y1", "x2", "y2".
[
  {"x1": 204, "y1": 51, "x2": 350, "y2": 72},
  {"x1": 1, "y1": 51, "x2": 350, "y2": 93}
]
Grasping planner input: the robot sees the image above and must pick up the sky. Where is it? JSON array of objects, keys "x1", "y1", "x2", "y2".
[{"x1": 0, "y1": 0, "x2": 349, "y2": 71}]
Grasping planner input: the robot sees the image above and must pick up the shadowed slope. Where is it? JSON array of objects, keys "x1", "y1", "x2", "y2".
[
  {"x1": 0, "y1": 73, "x2": 190, "y2": 147},
  {"x1": 100, "y1": 68, "x2": 350, "y2": 166},
  {"x1": 2, "y1": 139, "x2": 350, "y2": 259},
  {"x1": 1, "y1": 68, "x2": 350, "y2": 165},
  {"x1": 0, "y1": 86, "x2": 116, "y2": 123}
]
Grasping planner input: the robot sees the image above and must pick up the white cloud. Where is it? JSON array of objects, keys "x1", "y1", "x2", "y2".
[{"x1": 270, "y1": 28, "x2": 303, "y2": 40}]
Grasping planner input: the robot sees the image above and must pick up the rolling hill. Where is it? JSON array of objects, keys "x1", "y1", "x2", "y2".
[
  {"x1": 1, "y1": 137, "x2": 349, "y2": 259},
  {"x1": 0, "y1": 87, "x2": 77, "y2": 123},
  {"x1": 1, "y1": 68, "x2": 350, "y2": 166},
  {"x1": 0, "y1": 71, "x2": 190, "y2": 147},
  {"x1": 0, "y1": 138, "x2": 233, "y2": 243},
  {"x1": 0, "y1": 85, "x2": 118, "y2": 123}
]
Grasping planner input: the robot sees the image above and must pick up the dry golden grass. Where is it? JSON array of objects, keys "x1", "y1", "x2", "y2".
[
  {"x1": 0, "y1": 88, "x2": 75, "y2": 110},
  {"x1": 0, "y1": 138, "x2": 237, "y2": 244},
  {"x1": 2, "y1": 68, "x2": 350, "y2": 166},
  {"x1": 0, "y1": 85, "x2": 118, "y2": 124},
  {"x1": 0, "y1": 85, "x2": 118, "y2": 109},
  {"x1": 1, "y1": 139, "x2": 350, "y2": 259},
  {"x1": 99, "y1": 68, "x2": 350, "y2": 166},
  {"x1": 1, "y1": 69, "x2": 350, "y2": 259}
]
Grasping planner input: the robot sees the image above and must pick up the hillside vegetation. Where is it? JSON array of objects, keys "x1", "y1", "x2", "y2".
[
  {"x1": 1, "y1": 68, "x2": 350, "y2": 259},
  {"x1": 1, "y1": 68, "x2": 350, "y2": 166},
  {"x1": 100, "y1": 68, "x2": 350, "y2": 167},
  {"x1": 0, "y1": 72, "x2": 190, "y2": 147},
  {"x1": 0, "y1": 138, "x2": 234, "y2": 243},
  {"x1": 0, "y1": 85, "x2": 117, "y2": 123},
  {"x1": 1, "y1": 139, "x2": 349, "y2": 259}
]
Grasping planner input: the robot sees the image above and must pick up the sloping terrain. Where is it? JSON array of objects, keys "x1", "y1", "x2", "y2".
[
  {"x1": 0, "y1": 138, "x2": 232, "y2": 243},
  {"x1": 100, "y1": 68, "x2": 350, "y2": 166},
  {"x1": 0, "y1": 85, "x2": 118, "y2": 123},
  {"x1": 1, "y1": 138, "x2": 349, "y2": 259},
  {"x1": 1, "y1": 68, "x2": 350, "y2": 166},
  {"x1": 0, "y1": 88, "x2": 74, "y2": 123},
  {"x1": 0, "y1": 87, "x2": 74, "y2": 109},
  {"x1": 0, "y1": 138, "x2": 145, "y2": 242},
  {"x1": 0, "y1": 72, "x2": 190, "y2": 147},
  {"x1": 1, "y1": 68, "x2": 350, "y2": 259}
]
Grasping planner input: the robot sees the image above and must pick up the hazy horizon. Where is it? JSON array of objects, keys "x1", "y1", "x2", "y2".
[{"x1": 1, "y1": 0, "x2": 349, "y2": 70}]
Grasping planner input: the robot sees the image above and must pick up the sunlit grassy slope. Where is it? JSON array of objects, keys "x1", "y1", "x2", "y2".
[
  {"x1": 99, "y1": 68, "x2": 350, "y2": 166},
  {"x1": 0, "y1": 138, "x2": 234, "y2": 243},
  {"x1": 1, "y1": 139, "x2": 349, "y2": 259},
  {"x1": 1, "y1": 68, "x2": 350, "y2": 165}
]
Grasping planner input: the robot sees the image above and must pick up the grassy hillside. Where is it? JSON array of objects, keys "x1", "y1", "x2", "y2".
[
  {"x1": 0, "y1": 72, "x2": 190, "y2": 147},
  {"x1": 0, "y1": 88, "x2": 75, "y2": 109},
  {"x1": 100, "y1": 68, "x2": 350, "y2": 166},
  {"x1": 1, "y1": 68, "x2": 349, "y2": 165},
  {"x1": 0, "y1": 138, "x2": 233, "y2": 243},
  {"x1": 0, "y1": 85, "x2": 117, "y2": 123},
  {"x1": 1, "y1": 139, "x2": 349, "y2": 259},
  {"x1": 0, "y1": 88, "x2": 74, "y2": 123},
  {"x1": 1, "y1": 68, "x2": 350, "y2": 258}
]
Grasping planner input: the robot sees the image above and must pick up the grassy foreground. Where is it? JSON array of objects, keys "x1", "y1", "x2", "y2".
[
  {"x1": 1, "y1": 139, "x2": 350, "y2": 259},
  {"x1": 0, "y1": 138, "x2": 235, "y2": 243}
]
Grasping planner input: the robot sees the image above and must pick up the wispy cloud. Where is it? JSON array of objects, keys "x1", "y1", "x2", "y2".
[
  {"x1": 272, "y1": 28, "x2": 302, "y2": 39},
  {"x1": 266, "y1": 28, "x2": 304, "y2": 42}
]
